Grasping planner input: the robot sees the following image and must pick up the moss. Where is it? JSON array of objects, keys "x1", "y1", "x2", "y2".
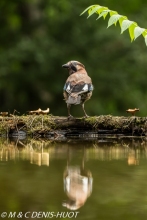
[
  {"x1": 85, "y1": 116, "x2": 98, "y2": 125},
  {"x1": 0, "y1": 115, "x2": 147, "y2": 136},
  {"x1": 21, "y1": 115, "x2": 56, "y2": 131},
  {"x1": 0, "y1": 115, "x2": 56, "y2": 136}
]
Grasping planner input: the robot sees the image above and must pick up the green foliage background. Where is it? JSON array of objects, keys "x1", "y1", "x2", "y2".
[{"x1": 1, "y1": 0, "x2": 147, "y2": 116}]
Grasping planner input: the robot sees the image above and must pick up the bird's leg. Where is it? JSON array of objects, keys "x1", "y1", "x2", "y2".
[
  {"x1": 67, "y1": 104, "x2": 74, "y2": 119},
  {"x1": 81, "y1": 103, "x2": 89, "y2": 118}
]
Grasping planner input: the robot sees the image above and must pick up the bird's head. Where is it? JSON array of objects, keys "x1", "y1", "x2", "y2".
[{"x1": 62, "y1": 61, "x2": 85, "y2": 75}]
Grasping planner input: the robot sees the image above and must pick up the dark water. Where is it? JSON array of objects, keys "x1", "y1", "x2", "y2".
[{"x1": 0, "y1": 137, "x2": 147, "y2": 220}]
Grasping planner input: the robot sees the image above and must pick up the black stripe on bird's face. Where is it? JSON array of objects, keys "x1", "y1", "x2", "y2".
[
  {"x1": 70, "y1": 62, "x2": 77, "y2": 72},
  {"x1": 70, "y1": 61, "x2": 85, "y2": 71},
  {"x1": 62, "y1": 62, "x2": 77, "y2": 75},
  {"x1": 62, "y1": 60, "x2": 85, "y2": 75}
]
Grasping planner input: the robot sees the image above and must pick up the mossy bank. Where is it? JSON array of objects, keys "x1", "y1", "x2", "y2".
[{"x1": 0, "y1": 115, "x2": 147, "y2": 138}]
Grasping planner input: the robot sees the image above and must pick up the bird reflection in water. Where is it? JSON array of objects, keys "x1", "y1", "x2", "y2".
[{"x1": 63, "y1": 147, "x2": 93, "y2": 210}]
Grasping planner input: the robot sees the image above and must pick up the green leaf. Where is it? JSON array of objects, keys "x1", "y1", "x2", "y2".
[
  {"x1": 107, "y1": 14, "x2": 122, "y2": 28},
  {"x1": 145, "y1": 35, "x2": 147, "y2": 46},
  {"x1": 81, "y1": 4, "x2": 147, "y2": 46},
  {"x1": 118, "y1": 16, "x2": 128, "y2": 27},
  {"x1": 142, "y1": 29, "x2": 147, "y2": 37},
  {"x1": 121, "y1": 20, "x2": 134, "y2": 34},
  {"x1": 134, "y1": 27, "x2": 146, "y2": 40},
  {"x1": 97, "y1": 10, "x2": 111, "y2": 20},
  {"x1": 80, "y1": 5, "x2": 97, "y2": 16},
  {"x1": 129, "y1": 23, "x2": 137, "y2": 41},
  {"x1": 87, "y1": 6, "x2": 109, "y2": 18},
  {"x1": 87, "y1": 5, "x2": 101, "y2": 18},
  {"x1": 96, "y1": 6, "x2": 108, "y2": 15},
  {"x1": 110, "y1": 11, "x2": 118, "y2": 16}
]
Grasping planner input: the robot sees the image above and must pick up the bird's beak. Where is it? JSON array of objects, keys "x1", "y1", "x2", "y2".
[{"x1": 62, "y1": 64, "x2": 69, "y2": 68}]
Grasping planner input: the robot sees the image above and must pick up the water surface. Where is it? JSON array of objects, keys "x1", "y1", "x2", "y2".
[{"x1": 0, "y1": 137, "x2": 147, "y2": 220}]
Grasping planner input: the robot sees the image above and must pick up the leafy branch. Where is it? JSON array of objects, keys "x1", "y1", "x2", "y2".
[{"x1": 81, "y1": 4, "x2": 147, "y2": 46}]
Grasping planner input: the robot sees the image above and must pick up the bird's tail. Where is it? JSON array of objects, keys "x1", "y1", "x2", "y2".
[{"x1": 66, "y1": 93, "x2": 81, "y2": 105}]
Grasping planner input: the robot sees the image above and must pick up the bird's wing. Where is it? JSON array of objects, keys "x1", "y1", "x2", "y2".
[
  {"x1": 63, "y1": 81, "x2": 93, "y2": 94},
  {"x1": 64, "y1": 72, "x2": 93, "y2": 94}
]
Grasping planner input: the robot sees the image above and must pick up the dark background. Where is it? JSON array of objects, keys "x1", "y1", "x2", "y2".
[{"x1": 1, "y1": 0, "x2": 147, "y2": 117}]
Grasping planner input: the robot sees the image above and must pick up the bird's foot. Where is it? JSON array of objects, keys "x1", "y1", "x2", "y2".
[{"x1": 67, "y1": 115, "x2": 74, "y2": 120}]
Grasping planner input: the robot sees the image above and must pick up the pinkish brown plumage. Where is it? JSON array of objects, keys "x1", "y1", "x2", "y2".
[{"x1": 62, "y1": 61, "x2": 93, "y2": 118}]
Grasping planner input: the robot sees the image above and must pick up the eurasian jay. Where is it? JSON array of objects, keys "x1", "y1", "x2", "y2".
[{"x1": 62, "y1": 61, "x2": 93, "y2": 118}]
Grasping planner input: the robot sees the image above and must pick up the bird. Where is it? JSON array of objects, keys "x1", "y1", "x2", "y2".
[
  {"x1": 126, "y1": 108, "x2": 139, "y2": 116},
  {"x1": 63, "y1": 166, "x2": 93, "y2": 210},
  {"x1": 62, "y1": 60, "x2": 93, "y2": 118}
]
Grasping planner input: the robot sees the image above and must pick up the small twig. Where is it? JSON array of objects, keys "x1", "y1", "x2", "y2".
[{"x1": 42, "y1": 116, "x2": 44, "y2": 130}]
